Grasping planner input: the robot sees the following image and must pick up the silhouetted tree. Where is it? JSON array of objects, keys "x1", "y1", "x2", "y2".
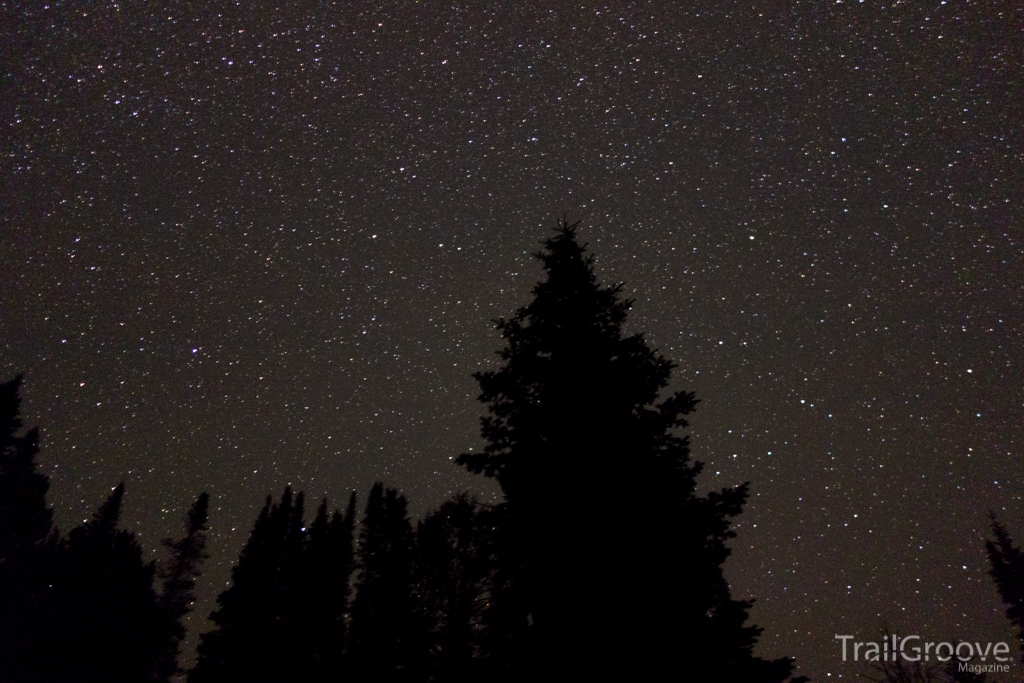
[
  {"x1": 986, "y1": 514, "x2": 1024, "y2": 662},
  {"x1": 191, "y1": 487, "x2": 306, "y2": 683},
  {"x1": 457, "y1": 221, "x2": 805, "y2": 682},
  {"x1": 50, "y1": 483, "x2": 165, "y2": 683},
  {"x1": 295, "y1": 492, "x2": 357, "y2": 682},
  {"x1": 0, "y1": 374, "x2": 54, "y2": 564},
  {"x1": 191, "y1": 487, "x2": 356, "y2": 683},
  {"x1": 1, "y1": 377, "x2": 173, "y2": 682},
  {"x1": 0, "y1": 374, "x2": 56, "y2": 682},
  {"x1": 472, "y1": 501, "x2": 523, "y2": 680},
  {"x1": 347, "y1": 482, "x2": 421, "y2": 682},
  {"x1": 155, "y1": 492, "x2": 210, "y2": 682},
  {"x1": 414, "y1": 494, "x2": 492, "y2": 683}
]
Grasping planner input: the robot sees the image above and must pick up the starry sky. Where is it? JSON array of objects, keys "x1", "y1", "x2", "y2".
[{"x1": 2, "y1": 1, "x2": 1021, "y2": 679}]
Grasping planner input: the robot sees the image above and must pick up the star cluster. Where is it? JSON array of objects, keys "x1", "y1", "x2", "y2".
[{"x1": 2, "y1": 2, "x2": 1021, "y2": 678}]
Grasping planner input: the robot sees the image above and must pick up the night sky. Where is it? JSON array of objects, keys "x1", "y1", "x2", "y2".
[{"x1": 2, "y1": 1, "x2": 1021, "y2": 679}]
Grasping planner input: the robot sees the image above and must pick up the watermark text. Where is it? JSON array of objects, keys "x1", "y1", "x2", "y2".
[{"x1": 835, "y1": 634, "x2": 1010, "y2": 664}]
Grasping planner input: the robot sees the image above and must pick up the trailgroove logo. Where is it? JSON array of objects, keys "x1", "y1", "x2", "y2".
[{"x1": 835, "y1": 634, "x2": 1012, "y2": 674}]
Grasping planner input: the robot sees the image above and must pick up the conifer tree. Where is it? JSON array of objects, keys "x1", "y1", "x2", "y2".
[
  {"x1": 347, "y1": 482, "x2": 420, "y2": 682},
  {"x1": 457, "y1": 221, "x2": 804, "y2": 682},
  {"x1": 0, "y1": 374, "x2": 54, "y2": 564},
  {"x1": 326, "y1": 492, "x2": 359, "y2": 672},
  {"x1": 52, "y1": 483, "x2": 165, "y2": 683},
  {"x1": 986, "y1": 514, "x2": 1024, "y2": 662},
  {"x1": 155, "y1": 492, "x2": 210, "y2": 682},
  {"x1": 295, "y1": 492, "x2": 357, "y2": 681},
  {"x1": 0, "y1": 374, "x2": 56, "y2": 682},
  {"x1": 298, "y1": 499, "x2": 336, "y2": 674},
  {"x1": 414, "y1": 494, "x2": 492, "y2": 683},
  {"x1": 190, "y1": 487, "x2": 355, "y2": 683},
  {"x1": 191, "y1": 487, "x2": 306, "y2": 683}
]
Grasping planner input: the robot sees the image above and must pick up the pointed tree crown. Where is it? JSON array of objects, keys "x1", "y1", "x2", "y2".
[
  {"x1": 0, "y1": 374, "x2": 54, "y2": 560},
  {"x1": 458, "y1": 220, "x2": 700, "y2": 498},
  {"x1": 77, "y1": 483, "x2": 126, "y2": 543},
  {"x1": 452, "y1": 221, "x2": 803, "y2": 683}
]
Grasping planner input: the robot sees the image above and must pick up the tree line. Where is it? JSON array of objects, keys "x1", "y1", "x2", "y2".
[
  {"x1": 0, "y1": 372, "x2": 209, "y2": 682},
  {"x1": 1, "y1": 224, "x2": 1022, "y2": 682}
]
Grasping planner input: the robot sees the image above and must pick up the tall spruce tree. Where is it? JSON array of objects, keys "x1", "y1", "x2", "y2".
[
  {"x1": 457, "y1": 222, "x2": 804, "y2": 682},
  {"x1": 155, "y1": 492, "x2": 210, "y2": 682},
  {"x1": 347, "y1": 482, "x2": 421, "y2": 683},
  {"x1": 986, "y1": 515, "x2": 1024, "y2": 662}
]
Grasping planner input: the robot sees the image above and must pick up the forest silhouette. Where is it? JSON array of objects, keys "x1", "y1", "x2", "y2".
[{"x1": 1, "y1": 224, "x2": 1020, "y2": 682}]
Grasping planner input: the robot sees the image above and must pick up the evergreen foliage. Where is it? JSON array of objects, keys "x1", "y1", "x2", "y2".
[
  {"x1": 347, "y1": 482, "x2": 420, "y2": 682},
  {"x1": 52, "y1": 483, "x2": 165, "y2": 683},
  {"x1": 457, "y1": 221, "x2": 804, "y2": 682},
  {"x1": 156, "y1": 491, "x2": 211, "y2": 682},
  {"x1": 986, "y1": 515, "x2": 1024, "y2": 661},
  {"x1": 190, "y1": 487, "x2": 356, "y2": 683},
  {"x1": 414, "y1": 494, "x2": 492, "y2": 683},
  {"x1": 191, "y1": 488, "x2": 306, "y2": 682},
  {"x1": 297, "y1": 493, "x2": 357, "y2": 681},
  {"x1": 0, "y1": 375, "x2": 204, "y2": 682},
  {"x1": 0, "y1": 223, "x2": 827, "y2": 682},
  {"x1": 0, "y1": 374, "x2": 56, "y2": 682},
  {"x1": 0, "y1": 374, "x2": 53, "y2": 564}
]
